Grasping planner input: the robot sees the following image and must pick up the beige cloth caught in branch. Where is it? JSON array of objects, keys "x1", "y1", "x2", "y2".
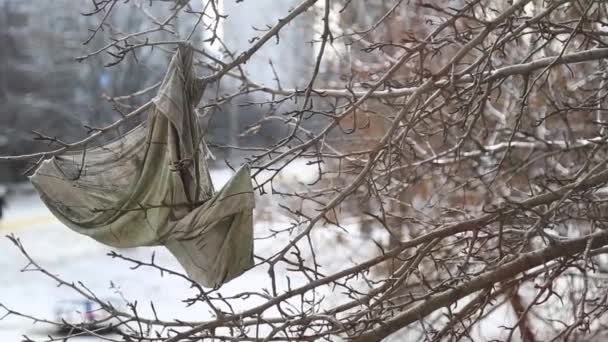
[{"x1": 30, "y1": 46, "x2": 254, "y2": 288}]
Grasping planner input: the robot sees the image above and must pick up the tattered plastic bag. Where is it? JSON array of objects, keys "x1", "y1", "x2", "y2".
[{"x1": 30, "y1": 46, "x2": 254, "y2": 288}]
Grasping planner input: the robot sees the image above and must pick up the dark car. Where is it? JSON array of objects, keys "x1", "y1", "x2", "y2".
[{"x1": 53, "y1": 298, "x2": 123, "y2": 336}]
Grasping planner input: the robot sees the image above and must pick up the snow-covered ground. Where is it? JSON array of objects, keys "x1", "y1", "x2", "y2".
[
  {"x1": 0, "y1": 166, "x2": 380, "y2": 341},
  {"x1": 0, "y1": 191, "x2": 213, "y2": 341}
]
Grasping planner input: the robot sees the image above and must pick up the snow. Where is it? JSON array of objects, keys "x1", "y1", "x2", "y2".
[{"x1": 0, "y1": 167, "x2": 380, "y2": 341}]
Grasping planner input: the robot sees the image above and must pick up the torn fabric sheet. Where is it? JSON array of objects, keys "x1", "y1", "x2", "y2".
[{"x1": 30, "y1": 45, "x2": 255, "y2": 288}]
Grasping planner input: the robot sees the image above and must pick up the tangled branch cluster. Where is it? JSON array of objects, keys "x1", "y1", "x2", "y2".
[{"x1": 5, "y1": 0, "x2": 608, "y2": 341}]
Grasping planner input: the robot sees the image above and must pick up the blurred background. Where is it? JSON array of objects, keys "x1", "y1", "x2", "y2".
[{"x1": 0, "y1": 0, "x2": 321, "y2": 182}]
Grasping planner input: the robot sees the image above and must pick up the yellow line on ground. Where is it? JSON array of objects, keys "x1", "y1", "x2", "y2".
[{"x1": 0, "y1": 214, "x2": 57, "y2": 233}]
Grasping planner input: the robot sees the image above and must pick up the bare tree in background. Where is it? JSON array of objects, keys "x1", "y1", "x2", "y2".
[{"x1": 5, "y1": 0, "x2": 608, "y2": 341}]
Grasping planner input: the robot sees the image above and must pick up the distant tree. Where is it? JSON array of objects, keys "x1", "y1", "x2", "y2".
[{"x1": 0, "y1": 0, "x2": 174, "y2": 181}]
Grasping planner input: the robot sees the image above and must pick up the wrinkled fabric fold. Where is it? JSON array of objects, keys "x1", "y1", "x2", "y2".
[{"x1": 30, "y1": 45, "x2": 254, "y2": 288}]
